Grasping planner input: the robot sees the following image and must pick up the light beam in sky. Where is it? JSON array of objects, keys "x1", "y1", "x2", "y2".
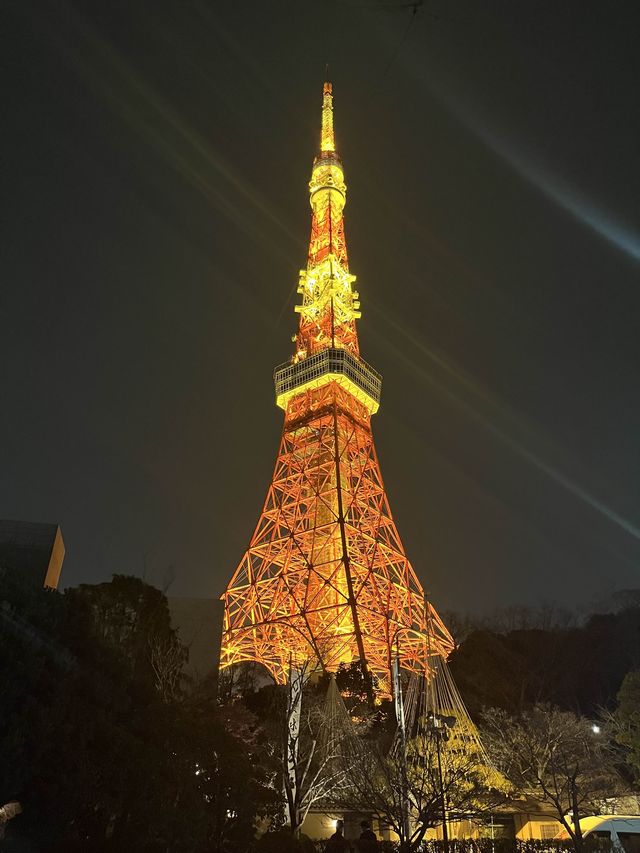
[
  {"x1": 370, "y1": 299, "x2": 640, "y2": 545},
  {"x1": 429, "y1": 79, "x2": 640, "y2": 263}
]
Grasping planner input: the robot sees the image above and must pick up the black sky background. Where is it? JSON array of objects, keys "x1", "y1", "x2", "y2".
[{"x1": 2, "y1": 0, "x2": 639, "y2": 615}]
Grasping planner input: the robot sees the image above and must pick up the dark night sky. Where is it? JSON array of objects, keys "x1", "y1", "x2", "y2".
[{"x1": 3, "y1": 0, "x2": 639, "y2": 616}]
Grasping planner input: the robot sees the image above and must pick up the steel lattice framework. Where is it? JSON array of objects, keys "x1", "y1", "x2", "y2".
[{"x1": 221, "y1": 83, "x2": 454, "y2": 691}]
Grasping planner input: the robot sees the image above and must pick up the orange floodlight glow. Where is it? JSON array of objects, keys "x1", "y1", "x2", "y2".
[{"x1": 220, "y1": 83, "x2": 453, "y2": 694}]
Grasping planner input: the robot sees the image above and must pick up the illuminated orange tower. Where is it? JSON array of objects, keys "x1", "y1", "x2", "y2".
[{"x1": 221, "y1": 83, "x2": 453, "y2": 689}]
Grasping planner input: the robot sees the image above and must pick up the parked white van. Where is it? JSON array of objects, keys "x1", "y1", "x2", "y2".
[{"x1": 556, "y1": 816, "x2": 640, "y2": 851}]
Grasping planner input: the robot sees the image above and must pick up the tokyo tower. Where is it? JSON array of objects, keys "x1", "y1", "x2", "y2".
[{"x1": 220, "y1": 82, "x2": 454, "y2": 691}]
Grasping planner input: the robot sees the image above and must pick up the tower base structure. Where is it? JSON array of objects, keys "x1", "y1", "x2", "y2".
[{"x1": 221, "y1": 382, "x2": 453, "y2": 693}]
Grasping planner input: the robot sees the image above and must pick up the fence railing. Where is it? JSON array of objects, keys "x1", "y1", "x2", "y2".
[{"x1": 309, "y1": 841, "x2": 612, "y2": 853}]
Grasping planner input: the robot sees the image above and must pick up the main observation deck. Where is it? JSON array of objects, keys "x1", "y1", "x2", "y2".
[{"x1": 274, "y1": 347, "x2": 382, "y2": 415}]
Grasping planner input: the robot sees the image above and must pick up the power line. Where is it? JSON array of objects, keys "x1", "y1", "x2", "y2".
[{"x1": 382, "y1": 0, "x2": 423, "y2": 78}]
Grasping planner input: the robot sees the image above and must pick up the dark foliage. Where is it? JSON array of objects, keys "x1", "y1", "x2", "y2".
[
  {"x1": 614, "y1": 669, "x2": 640, "y2": 782},
  {"x1": 255, "y1": 829, "x2": 316, "y2": 852},
  {"x1": 449, "y1": 607, "x2": 640, "y2": 719},
  {"x1": 0, "y1": 570, "x2": 280, "y2": 851}
]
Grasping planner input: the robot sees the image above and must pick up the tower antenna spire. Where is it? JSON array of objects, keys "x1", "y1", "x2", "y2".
[{"x1": 320, "y1": 79, "x2": 335, "y2": 153}]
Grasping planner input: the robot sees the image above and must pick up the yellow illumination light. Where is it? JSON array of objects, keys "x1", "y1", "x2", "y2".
[
  {"x1": 320, "y1": 82, "x2": 335, "y2": 152},
  {"x1": 276, "y1": 374, "x2": 379, "y2": 415}
]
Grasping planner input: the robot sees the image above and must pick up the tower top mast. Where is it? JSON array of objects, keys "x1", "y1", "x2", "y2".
[
  {"x1": 274, "y1": 81, "x2": 382, "y2": 415},
  {"x1": 307, "y1": 80, "x2": 348, "y2": 270},
  {"x1": 320, "y1": 81, "x2": 335, "y2": 153}
]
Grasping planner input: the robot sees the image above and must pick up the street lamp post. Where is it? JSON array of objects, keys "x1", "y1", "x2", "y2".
[
  {"x1": 428, "y1": 712, "x2": 451, "y2": 853},
  {"x1": 391, "y1": 630, "x2": 411, "y2": 849}
]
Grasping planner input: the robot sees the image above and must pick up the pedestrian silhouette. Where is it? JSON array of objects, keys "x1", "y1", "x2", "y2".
[
  {"x1": 326, "y1": 818, "x2": 351, "y2": 852},
  {"x1": 357, "y1": 819, "x2": 379, "y2": 852}
]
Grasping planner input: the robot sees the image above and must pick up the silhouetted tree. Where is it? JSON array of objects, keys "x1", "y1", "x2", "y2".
[
  {"x1": 450, "y1": 606, "x2": 640, "y2": 719},
  {"x1": 483, "y1": 705, "x2": 624, "y2": 853},
  {"x1": 339, "y1": 713, "x2": 506, "y2": 853},
  {"x1": 0, "y1": 572, "x2": 281, "y2": 850},
  {"x1": 613, "y1": 669, "x2": 640, "y2": 782}
]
